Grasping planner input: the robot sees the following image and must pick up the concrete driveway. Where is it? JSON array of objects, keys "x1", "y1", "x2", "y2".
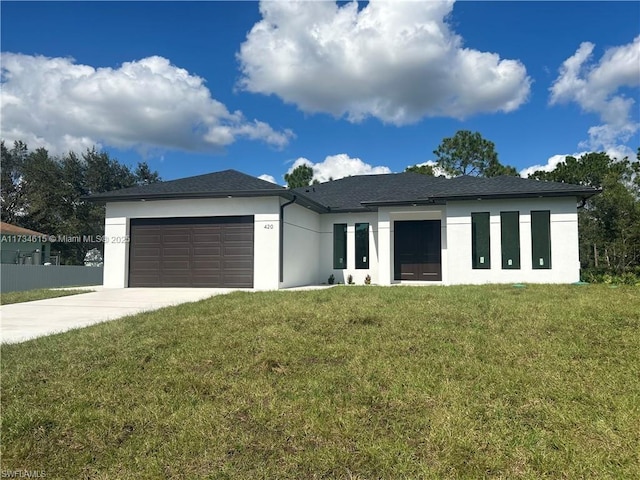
[{"x1": 1, "y1": 287, "x2": 244, "y2": 344}]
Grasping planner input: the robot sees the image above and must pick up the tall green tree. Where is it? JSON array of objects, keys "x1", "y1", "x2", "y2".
[
  {"x1": 433, "y1": 130, "x2": 518, "y2": 177},
  {"x1": 284, "y1": 164, "x2": 315, "y2": 188},
  {"x1": 0, "y1": 140, "x2": 29, "y2": 224},
  {"x1": 0, "y1": 141, "x2": 161, "y2": 264}
]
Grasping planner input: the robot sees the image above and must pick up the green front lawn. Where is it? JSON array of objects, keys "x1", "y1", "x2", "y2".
[
  {"x1": 1, "y1": 285, "x2": 638, "y2": 478},
  {"x1": 0, "y1": 288, "x2": 91, "y2": 305}
]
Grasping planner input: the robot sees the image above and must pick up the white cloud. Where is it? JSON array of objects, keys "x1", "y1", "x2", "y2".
[
  {"x1": 0, "y1": 53, "x2": 293, "y2": 155},
  {"x1": 258, "y1": 173, "x2": 278, "y2": 184},
  {"x1": 238, "y1": 0, "x2": 531, "y2": 125},
  {"x1": 549, "y1": 36, "x2": 640, "y2": 152},
  {"x1": 288, "y1": 154, "x2": 391, "y2": 183}
]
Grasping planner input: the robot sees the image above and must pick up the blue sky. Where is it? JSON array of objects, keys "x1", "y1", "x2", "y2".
[{"x1": 1, "y1": 1, "x2": 638, "y2": 183}]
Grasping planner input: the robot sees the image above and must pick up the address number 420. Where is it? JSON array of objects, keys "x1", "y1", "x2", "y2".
[{"x1": 264, "y1": 224, "x2": 274, "y2": 229}]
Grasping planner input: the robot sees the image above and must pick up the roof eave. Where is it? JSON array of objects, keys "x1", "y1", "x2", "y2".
[
  {"x1": 83, "y1": 189, "x2": 288, "y2": 203},
  {"x1": 84, "y1": 189, "x2": 330, "y2": 213},
  {"x1": 360, "y1": 198, "x2": 446, "y2": 208},
  {"x1": 441, "y1": 190, "x2": 601, "y2": 201}
]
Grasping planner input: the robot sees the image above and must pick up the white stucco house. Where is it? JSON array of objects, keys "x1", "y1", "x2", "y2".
[{"x1": 88, "y1": 170, "x2": 599, "y2": 289}]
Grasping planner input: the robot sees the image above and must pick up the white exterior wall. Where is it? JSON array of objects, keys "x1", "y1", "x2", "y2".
[
  {"x1": 319, "y1": 212, "x2": 379, "y2": 285},
  {"x1": 104, "y1": 194, "x2": 581, "y2": 290},
  {"x1": 445, "y1": 197, "x2": 580, "y2": 284},
  {"x1": 280, "y1": 203, "x2": 321, "y2": 288},
  {"x1": 103, "y1": 197, "x2": 281, "y2": 290}
]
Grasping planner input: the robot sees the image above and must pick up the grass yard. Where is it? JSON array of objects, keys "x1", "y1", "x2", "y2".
[
  {"x1": 0, "y1": 288, "x2": 91, "y2": 305},
  {"x1": 1, "y1": 285, "x2": 638, "y2": 479}
]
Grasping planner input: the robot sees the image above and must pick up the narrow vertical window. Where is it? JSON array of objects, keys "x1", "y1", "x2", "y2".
[
  {"x1": 501, "y1": 211, "x2": 520, "y2": 269},
  {"x1": 355, "y1": 223, "x2": 369, "y2": 269},
  {"x1": 531, "y1": 210, "x2": 551, "y2": 269},
  {"x1": 333, "y1": 224, "x2": 347, "y2": 269},
  {"x1": 471, "y1": 212, "x2": 490, "y2": 269}
]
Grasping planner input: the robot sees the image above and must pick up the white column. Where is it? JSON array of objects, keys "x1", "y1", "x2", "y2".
[{"x1": 377, "y1": 210, "x2": 392, "y2": 285}]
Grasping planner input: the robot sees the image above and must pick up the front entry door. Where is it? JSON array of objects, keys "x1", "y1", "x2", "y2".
[{"x1": 394, "y1": 220, "x2": 442, "y2": 281}]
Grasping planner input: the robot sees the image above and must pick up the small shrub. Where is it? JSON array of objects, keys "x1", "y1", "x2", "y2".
[
  {"x1": 364, "y1": 275, "x2": 371, "y2": 285},
  {"x1": 328, "y1": 274, "x2": 335, "y2": 285},
  {"x1": 347, "y1": 274, "x2": 354, "y2": 285},
  {"x1": 581, "y1": 267, "x2": 640, "y2": 285}
]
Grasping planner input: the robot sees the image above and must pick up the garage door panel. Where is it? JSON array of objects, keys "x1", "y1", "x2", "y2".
[
  {"x1": 162, "y1": 277, "x2": 191, "y2": 287},
  {"x1": 192, "y1": 231, "x2": 221, "y2": 242},
  {"x1": 192, "y1": 259, "x2": 221, "y2": 269},
  {"x1": 223, "y1": 245, "x2": 253, "y2": 256},
  {"x1": 224, "y1": 232, "x2": 252, "y2": 242},
  {"x1": 223, "y1": 259, "x2": 253, "y2": 269},
  {"x1": 131, "y1": 260, "x2": 161, "y2": 270},
  {"x1": 163, "y1": 247, "x2": 191, "y2": 257},
  {"x1": 129, "y1": 216, "x2": 254, "y2": 288},
  {"x1": 130, "y1": 273, "x2": 162, "y2": 287},
  {"x1": 222, "y1": 276, "x2": 253, "y2": 287},
  {"x1": 133, "y1": 247, "x2": 162, "y2": 257},
  {"x1": 162, "y1": 260, "x2": 191, "y2": 270},
  {"x1": 193, "y1": 246, "x2": 221, "y2": 256},
  {"x1": 164, "y1": 234, "x2": 190, "y2": 244}
]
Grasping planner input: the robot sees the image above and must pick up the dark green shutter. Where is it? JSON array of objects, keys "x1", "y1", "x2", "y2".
[
  {"x1": 531, "y1": 210, "x2": 551, "y2": 269},
  {"x1": 471, "y1": 212, "x2": 490, "y2": 269},
  {"x1": 355, "y1": 223, "x2": 369, "y2": 269},
  {"x1": 501, "y1": 211, "x2": 520, "y2": 269},
  {"x1": 333, "y1": 224, "x2": 347, "y2": 269}
]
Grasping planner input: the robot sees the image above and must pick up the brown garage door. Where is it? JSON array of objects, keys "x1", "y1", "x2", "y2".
[{"x1": 129, "y1": 216, "x2": 254, "y2": 287}]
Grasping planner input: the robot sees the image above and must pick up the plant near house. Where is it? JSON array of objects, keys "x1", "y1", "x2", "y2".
[
  {"x1": 364, "y1": 274, "x2": 371, "y2": 285},
  {"x1": 328, "y1": 274, "x2": 335, "y2": 285},
  {"x1": 347, "y1": 274, "x2": 354, "y2": 285}
]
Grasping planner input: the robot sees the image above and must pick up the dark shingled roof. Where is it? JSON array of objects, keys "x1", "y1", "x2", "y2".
[
  {"x1": 87, "y1": 169, "x2": 600, "y2": 212},
  {"x1": 293, "y1": 172, "x2": 600, "y2": 212}
]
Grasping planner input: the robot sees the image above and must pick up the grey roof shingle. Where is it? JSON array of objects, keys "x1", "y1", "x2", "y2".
[
  {"x1": 88, "y1": 169, "x2": 600, "y2": 212},
  {"x1": 88, "y1": 169, "x2": 285, "y2": 200},
  {"x1": 293, "y1": 172, "x2": 600, "y2": 211}
]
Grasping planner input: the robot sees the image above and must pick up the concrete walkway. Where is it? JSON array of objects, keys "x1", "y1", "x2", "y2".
[{"x1": 1, "y1": 287, "x2": 244, "y2": 344}]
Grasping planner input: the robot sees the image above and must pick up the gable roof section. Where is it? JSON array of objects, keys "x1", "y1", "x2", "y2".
[{"x1": 294, "y1": 173, "x2": 600, "y2": 212}]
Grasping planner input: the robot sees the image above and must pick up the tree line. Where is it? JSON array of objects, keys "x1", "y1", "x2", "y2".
[{"x1": 1, "y1": 140, "x2": 161, "y2": 265}]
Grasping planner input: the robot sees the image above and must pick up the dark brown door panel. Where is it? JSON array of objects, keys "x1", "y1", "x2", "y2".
[
  {"x1": 129, "y1": 216, "x2": 254, "y2": 287},
  {"x1": 394, "y1": 220, "x2": 442, "y2": 281}
]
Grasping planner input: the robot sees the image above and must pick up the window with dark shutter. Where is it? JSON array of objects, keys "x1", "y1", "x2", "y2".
[
  {"x1": 471, "y1": 212, "x2": 490, "y2": 269},
  {"x1": 531, "y1": 210, "x2": 551, "y2": 269},
  {"x1": 501, "y1": 211, "x2": 520, "y2": 269},
  {"x1": 355, "y1": 223, "x2": 369, "y2": 269},
  {"x1": 333, "y1": 224, "x2": 347, "y2": 269}
]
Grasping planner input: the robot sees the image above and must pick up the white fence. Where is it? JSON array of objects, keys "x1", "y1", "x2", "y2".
[{"x1": 1, "y1": 264, "x2": 103, "y2": 293}]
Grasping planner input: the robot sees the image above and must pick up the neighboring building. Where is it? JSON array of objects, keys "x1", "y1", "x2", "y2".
[
  {"x1": 0, "y1": 222, "x2": 51, "y2": 265},
  {"x1": 88, "y1": 170, "x2": 599, "y2": 289}
]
